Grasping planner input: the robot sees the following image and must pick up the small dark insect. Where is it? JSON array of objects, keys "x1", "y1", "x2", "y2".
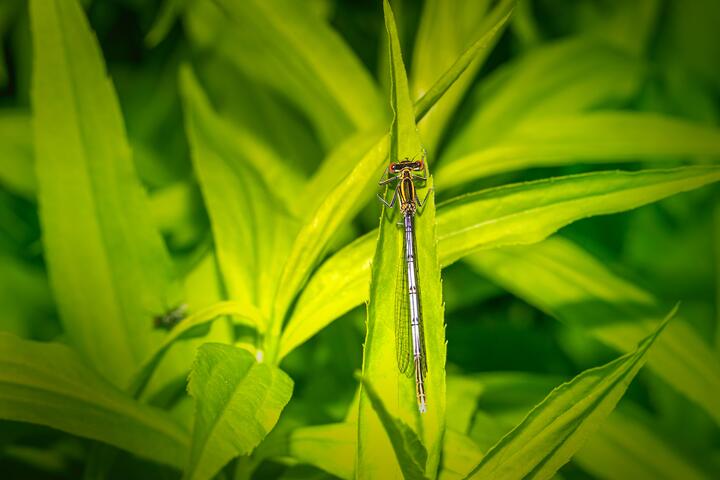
[{"x1": 153, "y1": 304, "x2": 188, "y2": 331}]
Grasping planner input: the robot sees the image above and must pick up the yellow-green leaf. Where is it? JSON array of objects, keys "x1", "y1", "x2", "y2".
[
  {"x1": 357, "y1": 2, "x2": 445, "y2": 478},
  {"x1": 30, "y1": 0, "x2": 181, "y2": 386},
  {"x1": 465, "y1": 309, "x2": 674, "y2": 480},
  {"x1": 437, "y1": 112, "x2": 720, "y2": 188},
  {"x1": 0, "y1": 333, "x2": 189, "y2": 469},
  {"x1": 466, "y1": 236, "x2": 720, "y2": 425},
  {"x1": 185, "y1": 343, "x2": 293, "y2": 480},
  {"x1": 184, "y1": 0, "x2": 385, "y2": 148},
  {"x1": 281, "y1": 166, "x2": 720, "y2": 357},
  {"x1": 180, "y1": 66, "x2": 297, "y2": 321},
  {"x1": 411, "y1": 0, "x2": 515, "y2": 151}
]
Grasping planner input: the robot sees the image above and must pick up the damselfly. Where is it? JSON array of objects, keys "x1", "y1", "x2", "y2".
[{"x1": 378, "y1": 154, "x2": 433, "y2": 413}]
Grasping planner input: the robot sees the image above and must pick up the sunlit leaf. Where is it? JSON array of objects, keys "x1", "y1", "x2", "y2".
[
  {"x1": 441, "y1": 430, "x2": 484, "y2": 480},
  {"x1": 185, "y1": 343, "x2": 293, "y2": 480},
  {"x1": 574, "y1": 407, "x2": 711, "y2": 480},
  {"x1": 357, "y1": 2, "x2": 445, "y2": 478},
  {"x1": 438, "y1": 166, "x2": 720, "y2": 265},
  {"x1": 180, "y1": 66, "x2": 297, "y2": 321},
  {"x1": 279, "y1": 232, "x2": 374, "y2": 359},
  {"x1": 0, "y1": 333, "x2": 189, "y2": 469},
  {"x1": 276, "y1": 0, "x2": 513, "y2": 349},
  {"x1": 360, "y1": 376, "x2": 428, "y2": 480},
  {"x1": 441, "y1": 38, "x2": 644, "y2": 162},
  {"x1": 465, "y1": 309, "x2": 674, "y2": 479},
  {"x1": 290, "y1": 423, "x2": 356, "y2": 480},
  {"x1": 466, "y1": 236, "x2": 720, "y2": 425},
  {"x1": 184, "y1": 0, "x2": 385, "y2": 148},
  {"x1": 437, "y1": 112, "x2": 720, "y2": 188},
  {"x1": 281, "y1": 166, "x2": 720, "y2": 356},
  {"x1": 411, "y1": 0, "x2": 515, "y2": 151},
  {"x1": 30, "y1": 0, "x2": 181, "y2": 386}
]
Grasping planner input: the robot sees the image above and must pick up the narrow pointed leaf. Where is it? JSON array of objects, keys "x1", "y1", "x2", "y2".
[
  {"x1": 411, "y1": 0, "x2": 515, "y2": 151},
  {"x1": 0, "y1": 333, "x2": 189, "y2": 469},
  {"x1": 441, "y1": 38, "x2": 644, "y2": 162},
  {"x1": 184, "y1": 0, "x2": 384, "y2": 148},
  {"x1": 466, "y1": 237, "x2": 720, "y2": 425},
  {"x1": 358, "y1": 2, "x2": 445, "y2": 478},
  {"x1": 185, "y1": 343, "x2": 293, "y2": 480},
  {"x1": 276, "y1": 0, "x2": 511, "y2": 336},
  {"x1": 180, "y1": 66, "x2": 296, "y2": 318},
  {"x1": 281, "y1": 167, "x2": 720, "y2": 357},
  {"x1": 574, "y1": 408, "x2": 711, "y2": 480},
  {"x1": 438, "y1": 166, "x2": 720, "y2": 265},
  {"x1": 437, "y1": 112, "x2": 720, "y2": 188},
  {"x1": 465, "y1": 309, "x2": 675, "y2": 480},
  {"x1": 279, "y1": 232, "x2": 375, "y2": 359},
  {"x1": 30, "y1": 0, "x2": 181, "y2": 386},
  {"x1": 360, "y1": 377, "x2": 428, "y2": 480}
]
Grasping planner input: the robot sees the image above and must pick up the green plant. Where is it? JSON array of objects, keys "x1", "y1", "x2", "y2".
[{"x1": 1, "y1": 0, "x2": 719, "y2": 479}]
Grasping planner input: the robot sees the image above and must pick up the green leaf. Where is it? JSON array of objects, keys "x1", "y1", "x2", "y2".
[
  {"x1": 411, "y1": 0, "x2": 515, "y2": 151},
  {"x1": 185, "y1": 343, "x2": 293, "y2": 480},
  {"x1": 290, "y1": 423, "x2": 356, "y2": 480},
  {"x1": 459, "y1": 373, "x2": 710, "y2": 480},
  {"x1": 466, "y1": 236, "x2": 720, "y2": 425},
  {"x1": 184, "y1": 0, "x2": 385, "y2": 148},
  {"x1": 464, "y1": 308, "x2": 675, "y2": 480},
  {"x1": 0, "y1": 254, "x2": 53, "y2": 338},
  {"x1": 438, "y1": 166, "x2": 720, "y2": 265},
  {"x1": 356, "y1": 2, "x2": 446, "y2": 479},
  {"x1": 280, "y1": 166, "x2": 720, "y2": 356},
  {"x1": 30, "y1": 0, "x2": 181, "y2": 386},
  {"x1": 301, "y1": 0, "x2": 511, "y2": 220},
  {"x1": 0, "y1": 333, "x2": 189, "y2": 469},
  {"x1": 276, "y1": 0, "x2": 512, "y2": 348},
  {"x1": 445, "y1": 375, "x2": 485, "y2": 433},
  {"x1": 180, "y1": 65, "x2": 296, "y2": 320},
  {"x1": 129, "y1": 300, "x2": 265, "y2": 398},
  {"x1": 0, "y1": 109, "x2": 34, "y2": 198},
  {"x1": 574, "y1": 407, "x2": 711, "y2": 480},
  {"x1": 437, "y1": 112, "x2": 720, "y2": 188},
  {"x1": 359, "y1": 377, "x2": 428, "y2": 480},
  {"x1": 288, "y1": 422, "x2": 485, "y2": 480},
  {"x1": 145, "y1": 0, "x2": 185, "y2": 47},
  {"x1": 271, "y1": 124, "x2": 389, "y2": 358},
  {"x1": 440, "y1": 430, "x2": 484, "y2": 480},
  {"x1": 279, "y1": 232, "x2": 375, "y2": 359},
  {"x1": 441, "y1": 38, "x2": 644, "y2": 162}
]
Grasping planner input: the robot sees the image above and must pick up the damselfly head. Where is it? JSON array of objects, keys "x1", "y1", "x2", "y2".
[{"x1": 389, "y1": 159, "x2": 424, "y2": 173}]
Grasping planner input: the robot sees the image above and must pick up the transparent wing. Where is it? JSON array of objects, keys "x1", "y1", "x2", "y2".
[{"x1": 395, "y1": 236, "x2": 412, "y2": 377}]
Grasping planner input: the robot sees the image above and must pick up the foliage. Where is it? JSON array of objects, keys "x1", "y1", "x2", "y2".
[{"x1": 1, "y1": 0, "x2": 719, "y2": 479}]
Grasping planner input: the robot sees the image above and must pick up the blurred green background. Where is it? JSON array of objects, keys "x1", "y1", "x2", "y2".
[{"x1": 1, "y1": 0, "x2": 720, "y2": 479}]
